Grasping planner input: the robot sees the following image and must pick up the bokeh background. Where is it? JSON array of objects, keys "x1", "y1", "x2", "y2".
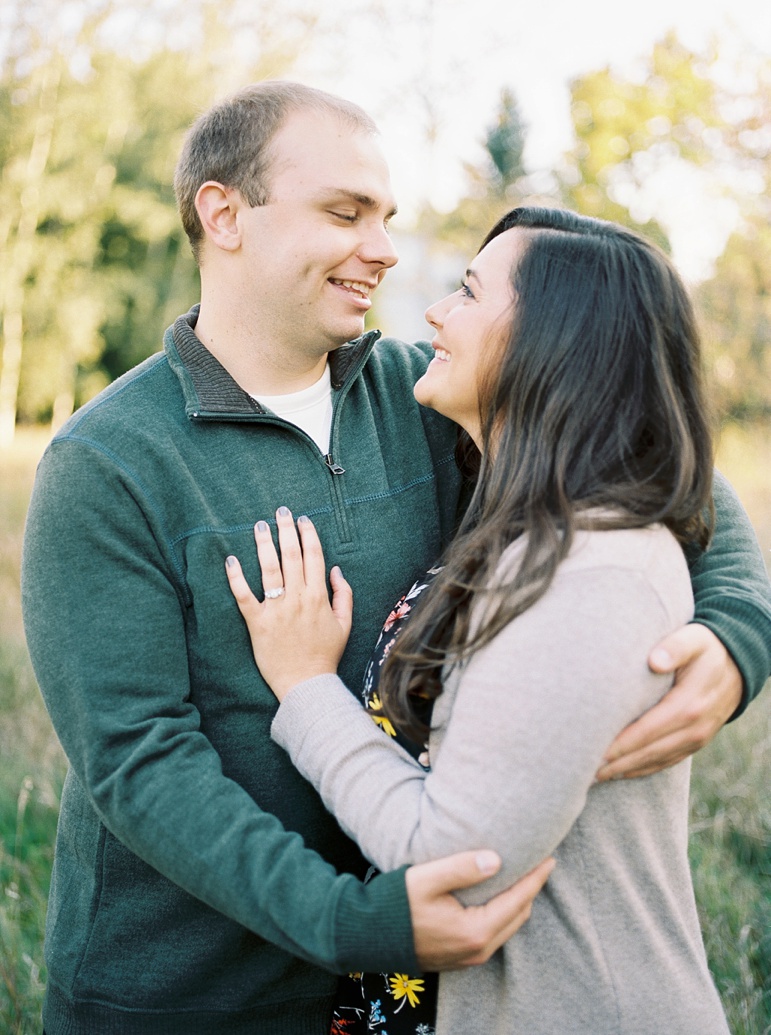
[{"x1": 1, "y1": 1, "x2": 769, "y2": 1032}]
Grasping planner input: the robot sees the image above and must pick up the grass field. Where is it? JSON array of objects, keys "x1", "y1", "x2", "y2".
[{"x1": 1, "y1": 425, "x2": 769, "y2": 1034}]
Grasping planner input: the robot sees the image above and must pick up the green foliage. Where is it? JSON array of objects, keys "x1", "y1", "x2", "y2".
[
  {"x1": 697, "y1": 220, "x2": 771, "y2": 420},
  {"x1": 558, "y1": 34, "x2": 771, "y2": 418},
  {"x1": 0, "y1": 42, "x2": 207, "y2": 424},
  {"x1": 0, "y1": 0, "x2": 317, "y2": 432},
  {"x1": 0, "y1": 431, "x2": 64, "y2": 1035},
  {"x1": 558, "y1": 34, "x2": 719, "y2": 246},
  {"x1": 689, "y1": 689, "x2": 771, "y2": 1034}
]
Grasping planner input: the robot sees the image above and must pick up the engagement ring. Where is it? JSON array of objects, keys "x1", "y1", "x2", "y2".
[{"x1": 264, "y1": 587, "x2": 285, "y2": 600}]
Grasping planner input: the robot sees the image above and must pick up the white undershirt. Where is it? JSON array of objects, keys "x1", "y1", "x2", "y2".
[{"x1": 251, "y1": 365, "x2": 333, "y2": 454}]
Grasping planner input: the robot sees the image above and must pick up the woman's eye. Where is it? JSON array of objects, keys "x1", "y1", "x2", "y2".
[{"x1": 459, "y1": 281, "x2": 474, "y2": 299}]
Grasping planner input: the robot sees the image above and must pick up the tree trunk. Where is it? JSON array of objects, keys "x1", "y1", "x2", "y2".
[{"x1": 0, "y1": 59, "x2": 61, "y2": 447}]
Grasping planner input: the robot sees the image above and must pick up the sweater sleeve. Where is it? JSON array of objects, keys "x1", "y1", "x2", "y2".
[
  {"x1": 21, "y1": 439, "x2": 415, "y2": 975},
  {"x1": 272, "y1": 562, "x2": 681, "y2": 901},
  {"x1": 687, "y1": 470, "x2": 771, "y2": 715}
]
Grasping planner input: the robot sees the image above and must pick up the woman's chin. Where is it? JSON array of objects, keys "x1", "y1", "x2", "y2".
[{"x1": 412, "y1": 376, "x2": 434, "y2": 410}]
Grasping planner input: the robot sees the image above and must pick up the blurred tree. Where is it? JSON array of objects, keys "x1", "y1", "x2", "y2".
[
  {"x1": 697, "y1": 217, "x2": 771, "y2": 420},
  {"x1": 0, "y1": 0, "x2": 317, "y2": 440},
  {"x1": 556, "y1": 33, "x2": 719, "y2": 248},
  {"x1": 560, "y1": 33, "x2": 771, "y2": 418},
  {"x1": 485, "y1": 88, "x2": 527, "y2": 196},
  {"x1": 0, "y1": 48, "x2": 62, "y2": 444},
  {"x1": 696, "y1": 57, "x2": 771, "y2": 419},
  {"x1": 428, "y1": 87, "x2": 531, "y2": 257}
]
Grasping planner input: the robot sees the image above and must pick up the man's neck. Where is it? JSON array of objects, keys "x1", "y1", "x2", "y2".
[{"x1": 194, "y1": 300, "x2": 328, "y2": 396}]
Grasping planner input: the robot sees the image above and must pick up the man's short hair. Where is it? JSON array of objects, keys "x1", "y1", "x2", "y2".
[{"x1": 174, "y1": 81, "x2": 378, "y2": 263}]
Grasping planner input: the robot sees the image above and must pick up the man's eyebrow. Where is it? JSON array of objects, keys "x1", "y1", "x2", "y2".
[{"x1": 315, "y1": 188, "x2": 398, "y2": 219}]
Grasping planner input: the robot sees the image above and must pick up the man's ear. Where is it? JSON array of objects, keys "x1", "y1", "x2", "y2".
[{"x1": 195, "y1": 182, "x2": 242, "y2": 252}]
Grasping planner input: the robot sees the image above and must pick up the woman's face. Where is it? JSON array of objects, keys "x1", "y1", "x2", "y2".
[{"x1": 414, "y1": 227, "x2": 525, "y2": 446}]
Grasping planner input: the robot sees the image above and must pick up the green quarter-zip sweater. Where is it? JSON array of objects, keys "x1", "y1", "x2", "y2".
[{"x1": 22, "y1": 307, "x2": 771, "y2": 1035}]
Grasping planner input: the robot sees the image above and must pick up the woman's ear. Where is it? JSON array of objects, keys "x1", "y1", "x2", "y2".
[{"x1": 195, "y1": 182, "x2": 242, "y2": 252}]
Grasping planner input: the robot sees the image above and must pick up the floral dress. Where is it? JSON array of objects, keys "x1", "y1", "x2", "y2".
[{"x1": 330, "y1": 569, "x2": 441, "y2": 1035}]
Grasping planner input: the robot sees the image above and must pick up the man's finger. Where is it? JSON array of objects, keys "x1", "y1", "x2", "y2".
[
  {"x1": 470, "y1": 857, "x2": 555, "y2": 961},
  {"x1": 408, "y1": 852, "x2": 555, "y2": 971},
  {"x1": 596, "y1": 736, "x2": 696, "y2": 781},
  {"x1": 601, "y1": 690, "x2": 687, "y2": 765},
  {"x1": 647, "y1": 622, "x2": 709, "y2": 674},
  {"x1": 597, "y1": 692, "x2": 705, "y2": 781},
  {"x1": 409, "y1": 849, "x2": 502, "y2": 898}
]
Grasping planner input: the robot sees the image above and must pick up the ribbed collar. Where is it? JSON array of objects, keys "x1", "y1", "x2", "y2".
[{"x1": 167, "y1": 304, "x2": 380, "y2": 416}]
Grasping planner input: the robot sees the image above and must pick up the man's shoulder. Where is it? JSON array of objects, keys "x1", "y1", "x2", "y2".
[
  {"x1": 360, "y1": 335, "x2": 433, "y2": 405},
  {"x1": 53, "y1": 350, "x2": 179, "y2": 446},
  {"x1": 368, "y1": 335, "x2": 432, "y2": 371}
]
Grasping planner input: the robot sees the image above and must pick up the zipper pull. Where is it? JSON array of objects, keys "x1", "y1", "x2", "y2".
[{"x1": 324, "y1": 454, "x2": 346, "y2": 475}]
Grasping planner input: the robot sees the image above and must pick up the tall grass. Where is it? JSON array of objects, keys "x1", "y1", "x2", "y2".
[
  {"x1": 1, "y1": 431, "x2": 66, "y2": 1035},
  {"x1": 1, "y1": 426, "x2": 769, "y2": 1034}
]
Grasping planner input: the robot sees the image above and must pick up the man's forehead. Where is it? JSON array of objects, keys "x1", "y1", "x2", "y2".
[{"x1": 268, "y1": 113, "x2": 396, "y2": 210}]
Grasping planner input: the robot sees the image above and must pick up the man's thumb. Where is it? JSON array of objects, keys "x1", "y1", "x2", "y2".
[{"x1": 411, "y1": 850, "x2": 502, "y2": 896}]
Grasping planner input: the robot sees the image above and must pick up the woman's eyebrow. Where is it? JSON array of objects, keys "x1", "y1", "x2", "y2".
[{"x1": 466, "y1": 267, "x2": 483, "y2": 288}]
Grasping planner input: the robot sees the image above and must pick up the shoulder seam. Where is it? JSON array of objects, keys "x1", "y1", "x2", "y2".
[{"x1": 64, "y1": 354, "x2": 168, "y2": 434}]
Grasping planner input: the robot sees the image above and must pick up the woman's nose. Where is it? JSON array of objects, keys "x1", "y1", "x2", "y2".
[{"x1": 425, "y1": 294, "x2": 451, "y2": 330}]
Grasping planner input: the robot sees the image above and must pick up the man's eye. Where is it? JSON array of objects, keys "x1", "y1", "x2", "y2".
[{"x1": 331, "y1": 211, "x2": 357, "y2": 223}]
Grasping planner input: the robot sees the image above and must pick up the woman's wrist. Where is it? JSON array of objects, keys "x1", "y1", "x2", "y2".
[{"x1": 271, "y1": 668, "x2": 339, "y2": 703}]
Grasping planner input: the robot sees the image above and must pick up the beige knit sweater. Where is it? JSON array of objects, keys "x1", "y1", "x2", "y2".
[{"x1": 272, "y1": 525, "x2": 730, "y2": 1035}]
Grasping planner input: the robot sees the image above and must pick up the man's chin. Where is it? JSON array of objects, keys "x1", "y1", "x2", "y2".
[{"x1": 328, "y1": 319, "x2": 368, "y2": 347}]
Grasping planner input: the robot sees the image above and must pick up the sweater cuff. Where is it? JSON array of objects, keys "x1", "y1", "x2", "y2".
[
  {"x1": 272, "y1": 674, "x2": 364, "y2": 754},
  {"x1": 333, "y1": 866, "x2": 419, "y2": 974},
  {"x1": 693, "y1": 600, "x2": 771, "y2": 718}
]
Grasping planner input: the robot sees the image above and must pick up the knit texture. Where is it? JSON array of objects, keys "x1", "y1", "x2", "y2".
[
  {"x1": 22, "y1": 310, "x2": 462, "y2": 1035},
  {"x1": 273, "y1": 527, "x2": 731, "y2": 1035}
]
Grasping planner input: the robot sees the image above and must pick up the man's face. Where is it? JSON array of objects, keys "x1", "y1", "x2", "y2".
[{"x1": 236, "y1": 110, "x2": 399, "y2": 355}]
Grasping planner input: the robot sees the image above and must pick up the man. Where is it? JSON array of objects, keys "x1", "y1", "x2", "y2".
[{"x1": 22, "y1": 82, "x2": 771, "y2": 1035}]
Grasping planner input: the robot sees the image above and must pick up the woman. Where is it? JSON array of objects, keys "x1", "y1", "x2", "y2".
[{"x1": 225, "y1": 208, "x2": 730, "y2": 1034}]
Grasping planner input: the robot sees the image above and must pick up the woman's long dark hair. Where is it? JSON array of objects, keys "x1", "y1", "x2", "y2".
[{"x1": 379, "y1": 206, "x2": 715, "y2": 742}]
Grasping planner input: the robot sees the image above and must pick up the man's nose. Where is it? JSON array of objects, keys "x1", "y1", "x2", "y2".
[{"x1": 358, "y1": 224, "x2": 399, "y2": 269}]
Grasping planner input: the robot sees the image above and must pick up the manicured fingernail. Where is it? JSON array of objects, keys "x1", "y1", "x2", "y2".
[
  {"x1": 277, "y1": 506, "x2": 290, "y2": 517},
  {"x1": 331, "y1": 565, "x2": 341, "y2": 576},
  {"x1": 256, "y1": 520, "x2": 269, "y2": 533},
  {"x1": 226, "y1": 555, "x2": 237, "y2": 568},
  {"x1": 476, "y1": 850, "x2": 500, "y2": 875},
  {"x1": 298, "y1": 514, "x2": 310, "y2": 524}
]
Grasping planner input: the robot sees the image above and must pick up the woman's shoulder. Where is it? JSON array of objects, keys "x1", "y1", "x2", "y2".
[
  {"x1": 563, "y1": 523, "x2": 686, "y2": 577},
  {"x1": 498, "y1": 523, "x2": 692, "y2": 626}
]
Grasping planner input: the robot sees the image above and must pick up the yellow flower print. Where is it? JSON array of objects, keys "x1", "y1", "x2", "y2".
[
  {"x1": 388, "y1": 973, "x2": 425, "y2": 1011},
  {"x1": 367, "y1": 693, "x2": 396, "y2": 738}
]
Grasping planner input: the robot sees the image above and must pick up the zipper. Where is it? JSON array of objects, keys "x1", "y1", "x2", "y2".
[{"x1": 188, "y1": 331, "x2": 382, "y2": 545}]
